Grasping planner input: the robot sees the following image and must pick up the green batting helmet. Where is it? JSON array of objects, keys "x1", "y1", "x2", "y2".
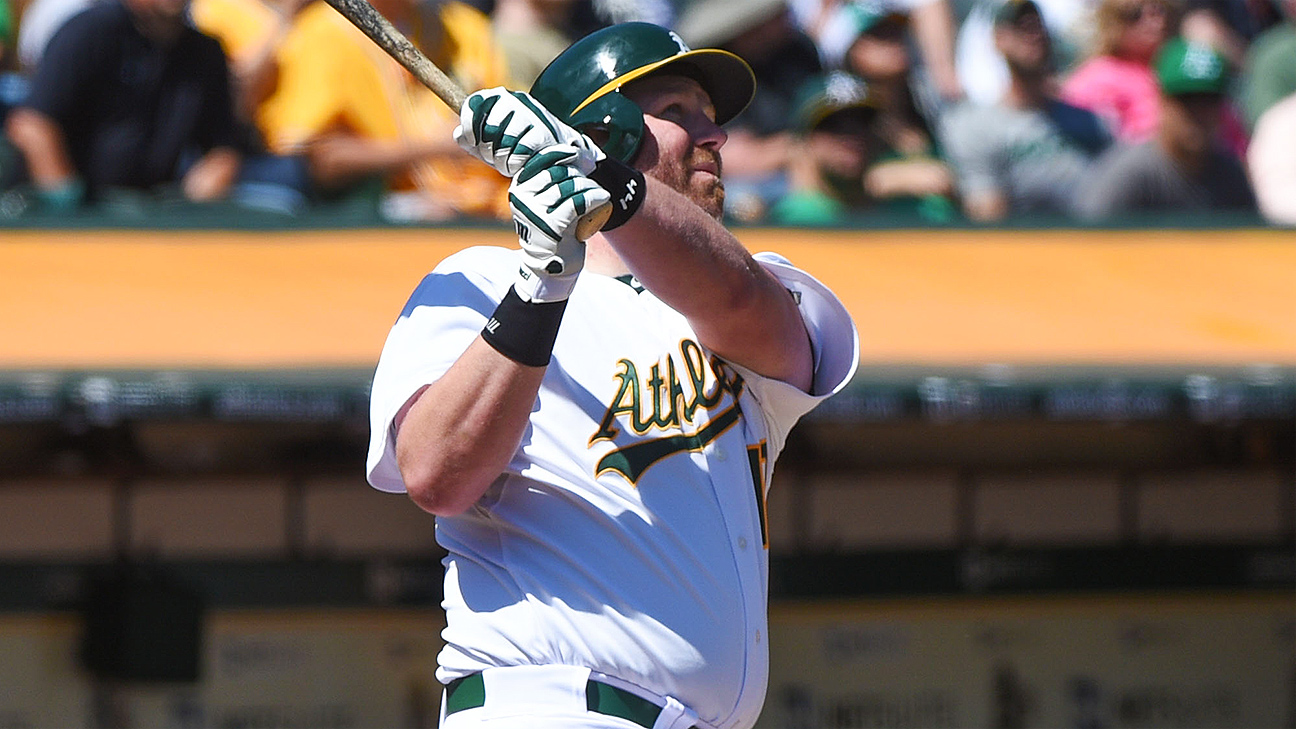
[{"x1": 529, "y1": 22, "x2": 756, "y2": 163}]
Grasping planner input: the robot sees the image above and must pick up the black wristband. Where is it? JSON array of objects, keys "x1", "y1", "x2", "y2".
[
  {"x1": 588, "y1": 157, "x2": 646, "y2": 230},
  {"x1": 480, "y1": 286, "x2": 568, "y2": 367}
]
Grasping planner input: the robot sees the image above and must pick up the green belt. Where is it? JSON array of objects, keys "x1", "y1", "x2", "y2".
[{"x1": 444, "y1": 672, "x2": 696, "y2": 729}]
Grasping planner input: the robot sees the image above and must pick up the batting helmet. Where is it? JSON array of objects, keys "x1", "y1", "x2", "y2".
[{"x1": 529, "y1": 22, "x2": 756, "y2": 163}]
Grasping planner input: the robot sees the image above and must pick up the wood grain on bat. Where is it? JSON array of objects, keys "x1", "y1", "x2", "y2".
[{"x1": 323, "y1": 0, "x2": 465, "y2": 109}]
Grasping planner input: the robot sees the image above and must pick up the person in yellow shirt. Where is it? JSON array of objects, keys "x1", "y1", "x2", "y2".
[
  {"x1": 190, "y1": 0, "x2": 310, "y2": 121},
  {"x1": 257, "y1": 0, "x2": 513, "y2": 220}
]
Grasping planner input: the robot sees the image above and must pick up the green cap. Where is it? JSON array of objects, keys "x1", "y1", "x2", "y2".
[
  {"x1": 1155, "y1": 37, "x2": 1230, "y2": 95},
  {"x1": 993, "y1": 0, "x2": 1041, "y2": 25},
  {"x1": 845, "y1": 2, "x2": 908, "y2": 37},
  {"x1": 791, "y1": 71, "x2": 878, "y2": 132}
]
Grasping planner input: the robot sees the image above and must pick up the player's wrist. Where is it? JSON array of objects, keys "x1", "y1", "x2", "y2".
[
  {"x1": 480, "y1": 285, "x2": 568, "y2": 367},
  {"x1": 587, "y1": 157, "x2": 645, "y2": 230},
  {"x1": 513, "y1": 262, "x2": 579, "y2": 304}
]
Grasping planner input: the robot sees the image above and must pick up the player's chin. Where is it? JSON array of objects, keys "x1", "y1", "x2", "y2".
[{"x1": 693, "y1": 179, "x2": 726, "y2": 221}]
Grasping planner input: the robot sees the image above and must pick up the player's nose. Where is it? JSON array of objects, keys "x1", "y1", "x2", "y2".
[{"x1": 692, "y1": 116, "x2": 727, "y2": 151}]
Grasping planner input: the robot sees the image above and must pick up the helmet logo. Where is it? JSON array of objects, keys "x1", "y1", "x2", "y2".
[{"x1": 668, "y1": 30, "x2": 690, "y2": 54}]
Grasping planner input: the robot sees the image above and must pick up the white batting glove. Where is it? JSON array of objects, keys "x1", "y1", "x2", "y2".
[
  {"x1": 455, "y1": 87, "x2": 606, "y2": 178},
  {"x1": 509, "y1": 144, "x2": 611, "y2": 304}
]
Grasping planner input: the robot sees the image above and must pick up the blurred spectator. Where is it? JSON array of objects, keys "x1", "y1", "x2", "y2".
[
  {"x1": 190, "y1": 0, "x2": 310, "y2": 121},
  {"x1": 1239, "y1": 0, "x2": 1295, "y2": 129},
  {"x1": 1060, "y1": 0, "x2": 1173, "y2": 142},
  {"x1": 4, "y1": 0, "x2": 243, "y2": 209},
  {"x1": 771, "y1": 70, "x2": 953, "y2": 223},
  {"x1": 590, "y1": 0, "x2": 671, "y2": 25},
  {"x1": 1179, "y1": 0, "x2": 1266, "y2": 67},
  {"x1": 819, "y1": 4, "x2": 954, "y2": 215},
  {"x1": 902, "y1": 0, "x2": 963, "y2": 103},
  {"x1": 491, "y1": 0, "x2": 579, "y2": 87},
  {"x1": 0, "y1": 0, "x2": 21, "y2": 189},
  {"x1": 14, "y1": 0, "x2": 96, "y2": 71},
  {"x1": 941, "y1": 0, "x2": 1110, "y2": 222},
  {"x1": 955, "y1": 0, "x2": 1096, "y2": 106},
  {"x1": 1246, "y1": 90, "x2": 1296, "y2": 226},
  {"x1": 1075, "y1": 38, "x2": 1254, "y2": 219},
  {"x1": 769, "y1": 71, "x2": 880, "y2": 223},
  {"x1": 1, "y1": 0, "x2": 13, "y2": 68},
  {"x1": 0, "y1": 0, "x2": 17, "y2": 117},
  {"x1": 189, "y1": 0, "x2": 316, "y2": 213},
  {"x1": 810, "y1": 0, "x2": 964, "y2": 105},
  {"x1": 257, "y1": 0, "x2": 512, "y2": 220},
  {"x1": 676, "y1": 0, "x2": 822, "y2": 221}
]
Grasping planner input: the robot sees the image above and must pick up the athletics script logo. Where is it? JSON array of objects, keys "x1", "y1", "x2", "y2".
[{"x1": 590, "y1": 338, "x2": 744, "y2": 484}]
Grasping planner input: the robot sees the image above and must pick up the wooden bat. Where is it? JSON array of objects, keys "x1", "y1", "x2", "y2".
[{"x1": 322, "y1": 0, "x2": 611, "y2": 239}]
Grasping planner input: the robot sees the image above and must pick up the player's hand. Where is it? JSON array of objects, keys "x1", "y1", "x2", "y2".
[
  {"x1": 509, "y1": 144, "x2": 610, "y2": 304},
  {"x1": 455, "y1": 87, "x2": 605, "y2": 178}
]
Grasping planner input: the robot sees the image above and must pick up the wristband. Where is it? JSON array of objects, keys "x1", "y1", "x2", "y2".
[
  {"x1": 481, "y1": 286, "x2": 568, "y2": 367},
  {"x1": 588, "y1": 157, "x2": 645, "y2": 230}
]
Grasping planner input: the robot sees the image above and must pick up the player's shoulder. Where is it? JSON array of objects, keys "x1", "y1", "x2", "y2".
[
  {"x1": 397, "y1": 245, "x2": 513, "y2": 318},
  {"x1": 432, "y1": 245, "x2": 515, "y2": 276}
]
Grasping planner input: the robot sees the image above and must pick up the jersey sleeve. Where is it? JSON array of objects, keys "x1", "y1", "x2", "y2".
[
  {"x1": 724, "y1": 252, "x2": 859, "y2": 463},
  {"x1": 366, "y1": 248, "x2": 512, "y2": 493}
]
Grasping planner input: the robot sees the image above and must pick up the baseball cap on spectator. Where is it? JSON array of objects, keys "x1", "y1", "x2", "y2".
[
  {"x1": 675, "y1": 0, "x2": 787, "y2": 48},
  {"x1": 994, "y1": 0, "x2": 1042, "y2": 25},
  {"x1": 818, "y1": 2, "x2": 909, "y2": 68},
  {"x1": 791, "y1": 71, "x2": 879, "y2": 133},
  {"x1": 1155, "y1": 37, "x2": 1230, "y2": 96}
]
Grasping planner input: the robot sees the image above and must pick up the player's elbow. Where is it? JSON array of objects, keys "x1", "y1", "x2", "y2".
[{"x1": 400, "y1": 459, "x2": 494, "y2": 517}]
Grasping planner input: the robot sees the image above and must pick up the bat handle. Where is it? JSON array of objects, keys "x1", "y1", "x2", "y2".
[{"x1": 575, "y1": 203, "x2": 613, "y2": 241}]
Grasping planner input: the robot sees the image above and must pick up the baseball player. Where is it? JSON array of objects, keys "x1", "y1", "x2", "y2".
[{"x1": 366, "y1": 22, "x2": 859, "y2": 729}]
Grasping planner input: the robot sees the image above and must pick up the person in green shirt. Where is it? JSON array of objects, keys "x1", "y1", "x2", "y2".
[{"x1": 1240, "y1": 0, "x2": 1296, "y2": 129}]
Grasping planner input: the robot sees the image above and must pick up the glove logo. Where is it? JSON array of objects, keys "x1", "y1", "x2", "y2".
[{"x1": 515, "y1": 219, "x2": 530, "y2": 243}]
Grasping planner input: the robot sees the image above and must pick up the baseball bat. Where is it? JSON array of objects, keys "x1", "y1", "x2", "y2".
[{"x1": 322, "y1": 0, "x2": 612, "y2": 239}]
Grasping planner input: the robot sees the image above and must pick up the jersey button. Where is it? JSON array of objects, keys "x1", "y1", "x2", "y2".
[
  {"x1": 755, "y1": 630, "x2": 762, "y2": 644},
  {"x1": 737, "y1": 537, "x2": 748, "y2": 550},
  {"x1": 713, "y1": 447, "x2": 727, "y2": 461}
]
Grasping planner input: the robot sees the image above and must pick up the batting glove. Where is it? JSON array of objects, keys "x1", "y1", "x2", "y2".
[
  {"x1": 455, "y1": 87, "x2": 605, "y2": 178},
  {"x1": 509, "y1": 144, "x2": 611, "y2": 304}
]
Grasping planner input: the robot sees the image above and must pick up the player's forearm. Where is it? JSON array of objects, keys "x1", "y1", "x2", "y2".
[
  {"x1": 395, "y1": 337, "x2": 544, "y2": 516},
  {"x1": 605, "y1": 175, "x2": 813, "y2": 392}
]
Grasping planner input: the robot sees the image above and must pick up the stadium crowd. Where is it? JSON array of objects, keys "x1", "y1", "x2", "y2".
[{"x1": 0, "y1": 0, "x2": 1290, "y2": 225}]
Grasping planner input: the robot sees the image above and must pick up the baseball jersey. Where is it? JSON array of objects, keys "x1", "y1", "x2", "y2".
[{"x1": 367, "y1": 246, "x2": 858, "y2": 729}]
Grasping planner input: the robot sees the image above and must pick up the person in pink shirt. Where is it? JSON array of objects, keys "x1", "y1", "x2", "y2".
[{"x1": 1060, "y1": 0, "x2": 1174, "y2": 141}]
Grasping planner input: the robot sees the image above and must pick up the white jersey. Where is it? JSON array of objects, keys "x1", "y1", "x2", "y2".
[{"x1": 367, "y1": 246, "x2": 858, "y2": 729}]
